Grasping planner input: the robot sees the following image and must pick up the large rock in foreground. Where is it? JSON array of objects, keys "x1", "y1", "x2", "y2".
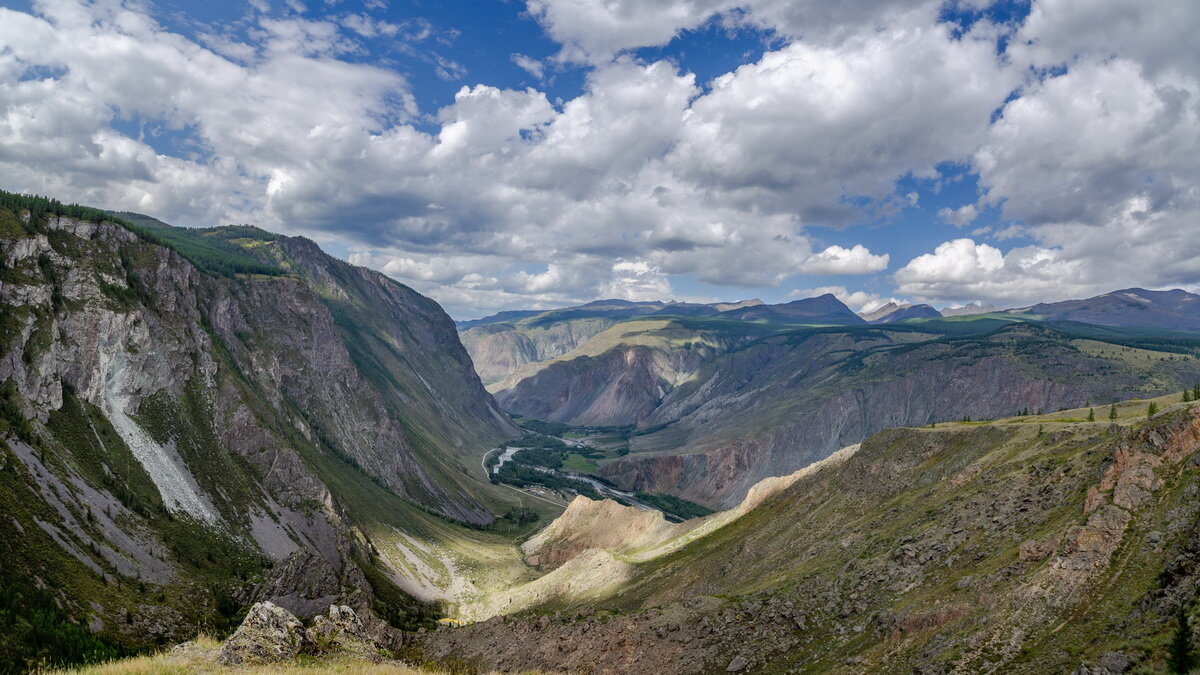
[
  {"x1": 305, "y1": 604, "x2": 378, "y2": 661},
  {"x1": 217, "y1": 602, "x2": 304, "y2": 666},
  {"x1": 217, "y1": 601, "x2": 379, "y2": 666}
]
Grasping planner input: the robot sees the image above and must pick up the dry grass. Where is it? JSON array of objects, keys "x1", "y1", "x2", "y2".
[{"x1": 54, "y1": 636, "x2": 436, "y2": 675}]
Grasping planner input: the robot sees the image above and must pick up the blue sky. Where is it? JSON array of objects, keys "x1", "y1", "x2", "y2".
[{"x1": 0, "y1": 0, "x2": 1197, "y2": 318}]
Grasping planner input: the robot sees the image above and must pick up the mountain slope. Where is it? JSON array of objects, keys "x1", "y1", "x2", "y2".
[
  {"x1": 457, "y1": 298, "x2": 764, "y2": 385},
  {"x1": 720, "y1": 293, "x2": 865, "y2": 324},
  {"x1": 1016, "y1": 287, "x2": 1200, "y2": 330},
  {"x1": 419, "y1": 397, "x2": 1200, "y2": 673},
  {"x1": 608, "y1": 322, "x2": 1200, "y2": 506},
  {"x1": 0, "y1": 195, "x2": 526, "y2": 664},
  {"x1": 860, "y1": 301, "x2": 942, "y2": 323},
  {"x1": 488, "y1": 315, "x2": 1200, "y2": 507},
  {"x1": 491, "y1": 317, "x2": 779, "y2": 426}
]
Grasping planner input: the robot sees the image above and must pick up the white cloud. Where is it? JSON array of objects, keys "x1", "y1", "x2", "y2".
[
  {"x1": 945, "y1": 2, "x2": 1200, "y2": 305},
  {"x1": 433, "y1": 85, "x2": 555, "y2": 157},
  {"x1": 938, "y1": 204, "x2": 978, "y2": 227},
  {"x1": 525, "y1": 0, "x2": 941, "y2": 64},
  {"x1": 511, "y1": 53, "x2": 545, "y2": 79},
  {"x1": 799, "y1": 245, "x2": 889, "y2": 275},
  {"x1": 1011, "y1": 0, "x2": 1200, "y2": 80},
  {"x1": 5, "y1": 0, "x2": 1196, "y2": 317},
  {"x1": 599, "y1": 260, "x2": 674, "y2": 301},
  {"x1": 894, "y1": 238, "x2": 1094, "y2": 305},
  {"x1": 665, "y1": 13, "x2": 1017, "y2": 224}
]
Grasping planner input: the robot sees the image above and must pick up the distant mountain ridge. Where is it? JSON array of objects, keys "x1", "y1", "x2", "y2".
[
  {"x1": 858, "y1": 301, "x2": 942, "y2": 323},
  {"x1": 719, "y1": 293, "x2": 865, "y2": 324},
  {"x1": 473, "y1": 286, "x2": 1200, "y2": 508},
  {"x1": 941, "y1": 301, "x2": 1000, "y2": 316},
  {"x1": 1015, "y1": 287, "x2": 1200, "y2": 330},
  {"x1": 457, "y1": 297, "x2": 771, "y2": 384}
]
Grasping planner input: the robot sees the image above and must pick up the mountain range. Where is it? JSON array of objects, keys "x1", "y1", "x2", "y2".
[
  {"x1": 5, "y1": 191, "x2": 1200, "y2": 673},
  {"x1": 465, "y1": 287, "x2": 1200, "y2": 507}
]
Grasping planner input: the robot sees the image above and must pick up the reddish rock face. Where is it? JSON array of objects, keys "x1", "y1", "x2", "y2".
[{"x1": 588, "y1": 326, "x2": 1200, "y2": 508}]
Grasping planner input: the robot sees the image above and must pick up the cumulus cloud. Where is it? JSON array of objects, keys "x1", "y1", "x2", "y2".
[
  {"x1": 667, "y1": 14, "x2": 1016, "y2": 224},
  {"x1": 799, "y1": 245, "x2": 889, "y2": 275},
  {"x1": 526, "y1": 0, "x2": 941, "y2": 63},
  {"x1": 894, "y1": 238, "x2": 1094, "y2": 305},
  {"x1": 3, "y1": 0, "x2": 1197, "y2": 317},
  {"x1": 930, "y1": 1, "x2": 1200, "y2": 305}
]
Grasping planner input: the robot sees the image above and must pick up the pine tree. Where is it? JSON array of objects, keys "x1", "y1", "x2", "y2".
[
  {"x1": 1168, "y1": 609, "x2": 1195, "y2": 674},
  {"x1": 1109, "y1": 404, "x2": 1118, "y2": 420},
  {"x1": 1087, "y1": 408, "x2": 1095, "y2": 422},
  {"x1": 1186, "y1": 390, "x2": 1194, "y2": 403},
  {"x1": 1193, "y1": 384, "x2": 1200, "y2": 401},
  {"x1": 1148, "y1": 402, "x2": 1159, "y2": 418}
]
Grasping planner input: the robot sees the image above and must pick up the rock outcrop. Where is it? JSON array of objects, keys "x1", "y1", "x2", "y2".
[
  {"x1": 217, "y1": 602, "x2": 304, "y2": 666},
  {"x1": 305, "y1": 605, "x2": 378, "y2": 660},
  {"x1": 217, "y1": 602, "x2": 378, "y2": 666}
]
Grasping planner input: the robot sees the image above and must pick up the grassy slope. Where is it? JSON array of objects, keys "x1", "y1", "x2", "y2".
[{"x1": 580, "y1": 392, "x2": 1200, "y2": 671}]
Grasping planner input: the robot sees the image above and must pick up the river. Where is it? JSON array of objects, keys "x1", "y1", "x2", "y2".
[{"x1": 487, "y1": 439, "x2": 674, "y2": 519}]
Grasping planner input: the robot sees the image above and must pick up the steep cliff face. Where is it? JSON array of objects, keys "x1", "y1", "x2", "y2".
[
  {"x1": 457, "y1": 298, "x2": 766, "y2": 386},
  {"x1": 0, "y1": 205, "x2": 515, "y2": 655},
  {"x1": 491, "y1": 318, "x2": 778, "y2": 427},
  {"x1": 489, "y1": 316, "x2": 1200, "y2": 508},
  {"x1": 459, "y1": 317, "x2": 622, "y2": 385},
  {"x1": 605, "y1": 323, "x2": 1200, "y2": 507}
]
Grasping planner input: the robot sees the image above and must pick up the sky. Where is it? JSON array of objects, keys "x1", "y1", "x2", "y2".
[{"x1": 0, "y1": 0, "x2": 1197, "y2": 319}]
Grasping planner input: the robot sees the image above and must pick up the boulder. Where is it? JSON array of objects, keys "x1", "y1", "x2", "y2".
[
  {"x1": 217, "y1": 601, "x2": 304, "y2": 666},
  {"x1": 305, "y1": 604, "x2": 378, "y2": 660}
]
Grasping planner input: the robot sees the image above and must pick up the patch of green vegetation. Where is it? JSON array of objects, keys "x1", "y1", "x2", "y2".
[
  {"x1": 512, "y1": 446, "x2": 563, "y2": 469},
  {"x1": 0, "y1": 207, "x2": 27, "y2": 238},
  {"x1": 560, "y1": 453, "x2": 599, "y2": 474},
  {"x1": 492, "y1": 462, "x2": 602, "y2": 500},
  {"x1": 0, "y1": 190, "x2": 127, "y2": 234},
  {"x1": 0, "y1": 569, "x2": 127, "y2": 674},
  {"x1": 357, "y1": 552, "x2": 443, "y2": 632},
  {"x1": 633, "y1": 492, "x2": 714, "y2": 520},
  {"x1": 500, "y1": 433, "x2": 570, "y2": 451},
  {"x1": 0, "y1": 380, "x2": 34, "y2": 442},
  {"x1": 0, "y1": 189, "x2": 285, "y2": 279},
  {"x1": 112, "y1": 212, "x2": 285, "y2": 278},
  {"x1": 46, "y1": 386, "x2": 163, "y2": 517},
  {"x1": 511, "y1": 416, "x2": 635, "y2": 438},
  {"x1": 133, "y1": 382, "x2": 264, "y2": 517}
]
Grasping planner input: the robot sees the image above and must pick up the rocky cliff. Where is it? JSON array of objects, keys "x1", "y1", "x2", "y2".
[
  {"x1": 492, "y1": 316, "x2": 1200, "y2": 508},
  {"x1": 0, "y1": 199, "x2": 517, "y2": 660},
  {"x1": 459, "y1": 317, "x2": 623, "y2": 385},
  {"x1": 457, "y1": 298, "x2": 765, "y2": 385}
]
